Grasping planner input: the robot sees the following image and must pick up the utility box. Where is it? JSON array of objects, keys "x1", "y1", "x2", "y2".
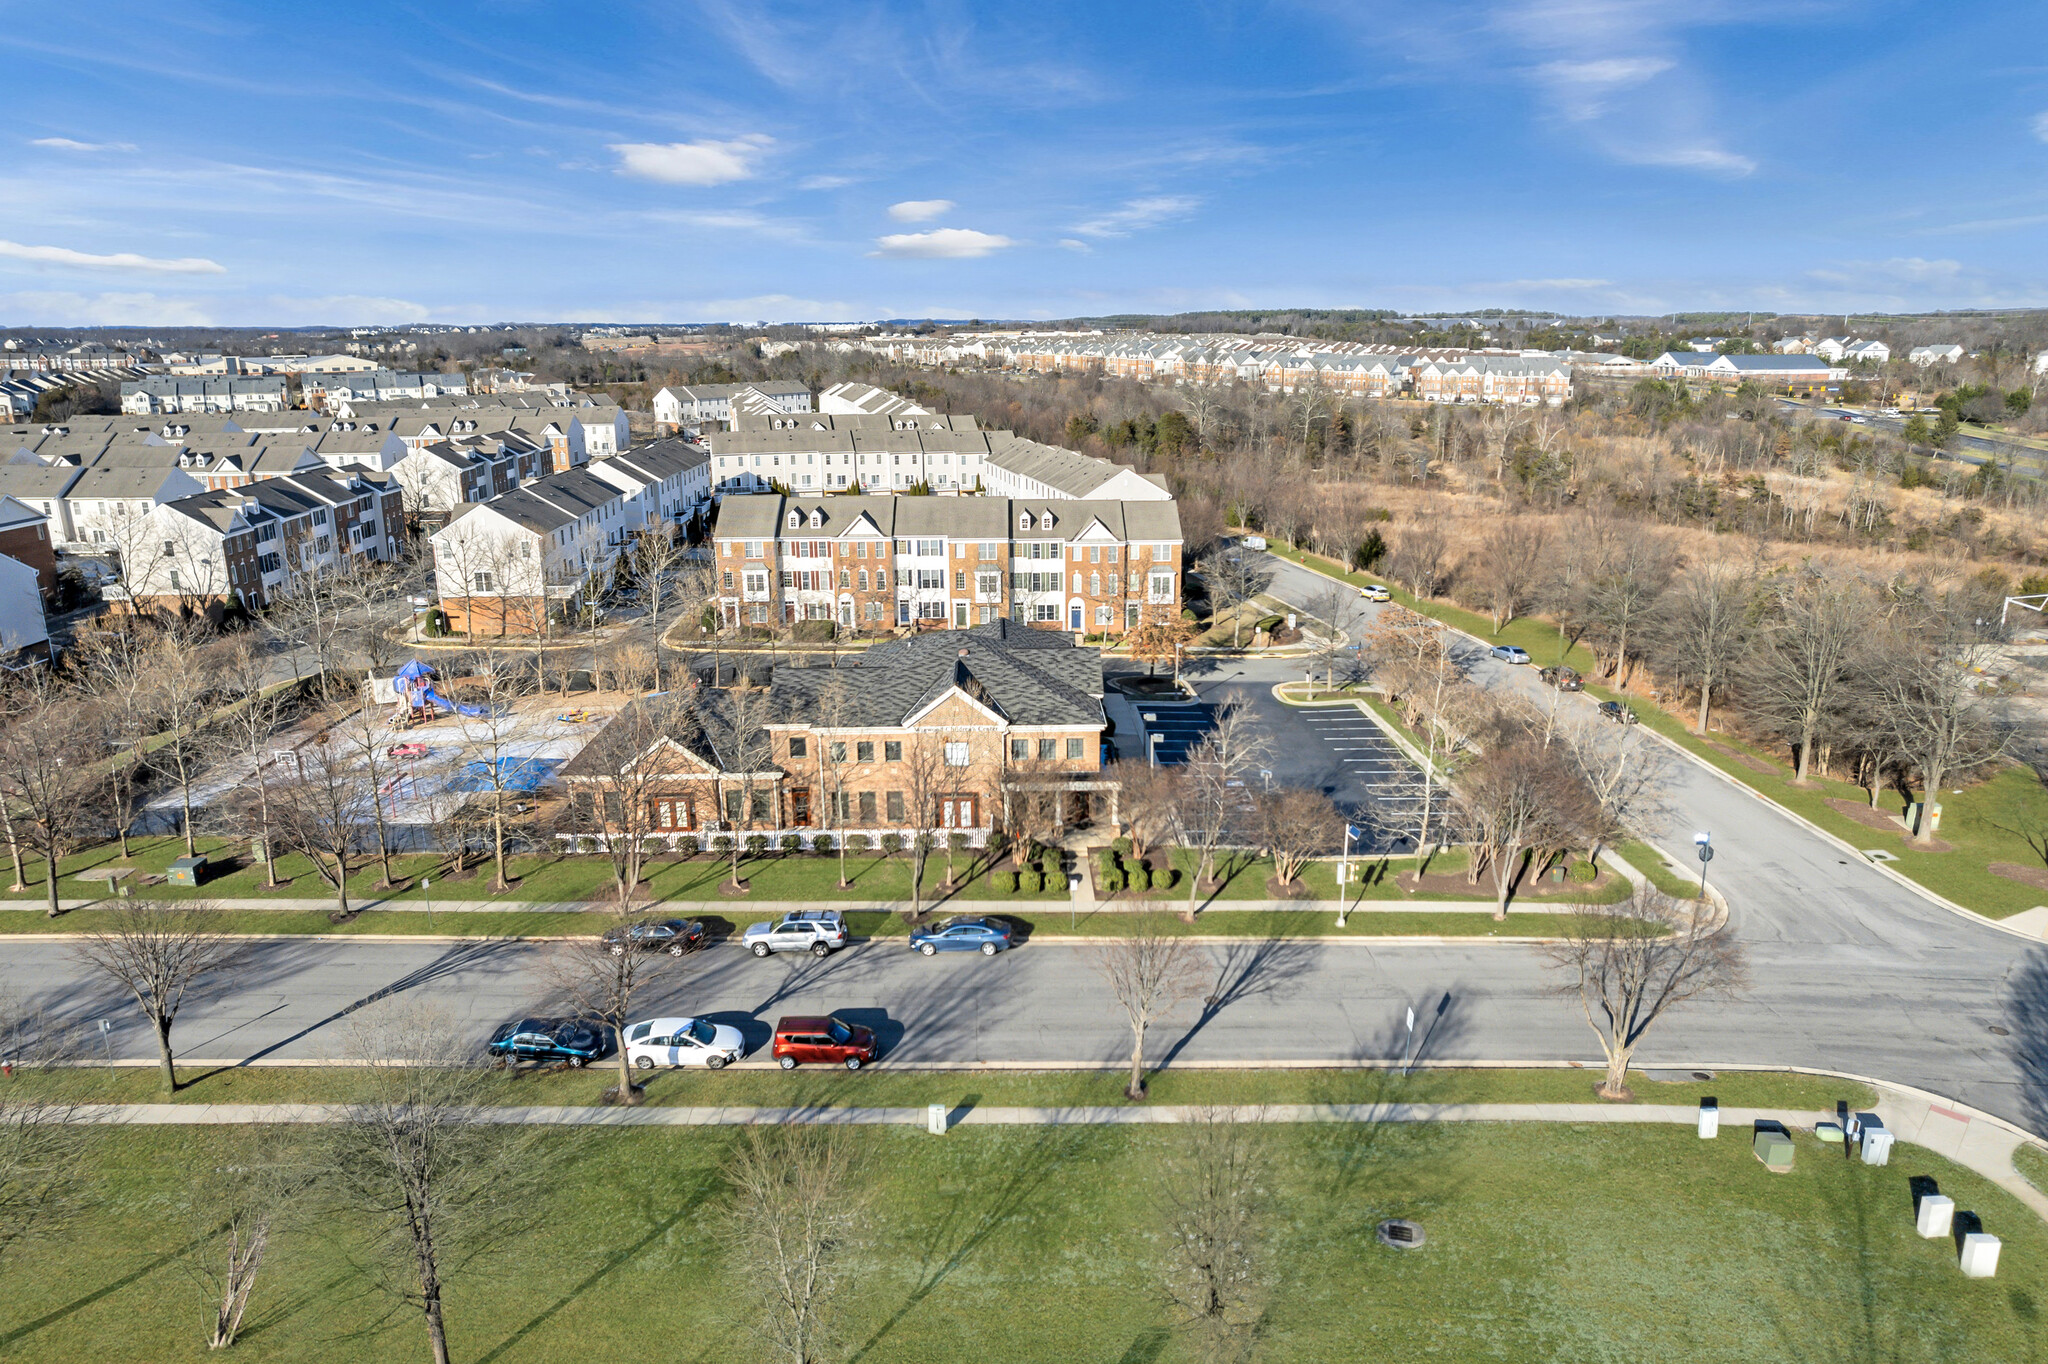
[
  {"x1": 1917, "y1": 1193, "x2": 1955, "y2": 1239},
  {"x1": 1698, "y1": 1099, "x2": 1719, "y2": 1139},
  {"x1": 249, "y1": 837, "x2": 269, "y2": 865},
  {"x1": 1860, "y1": 1121, "x2": 1893, "y2": 1166},
  {"x1": 1960, "y1": 1232, "x2": 2001, "y2": 1278},
  {"x1": 927, "y1": 1104, "x2": 948, "y2": 1136},
  {"x1": 167, "y1": 855, "x2": 208, "y2": 887},
  {"x1": 1753, "y1": 1128, "x2": 1794, "y2": 1172}
]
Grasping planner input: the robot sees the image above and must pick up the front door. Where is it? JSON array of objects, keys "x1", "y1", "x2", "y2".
[
  {"x1": 940, "y1": 795, "x2": 978, "y2": 829},
  {"x1": 790, "y1": 788, "x2": 812, "y2": 827},
  {"x1": 1069, "y1": 603, "x2": 1083, "y2": 630}
]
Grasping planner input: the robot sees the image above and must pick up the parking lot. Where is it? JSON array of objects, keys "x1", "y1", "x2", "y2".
[{"x1": 1125, "y1": 677, "x2": 1428, "y2": 854}]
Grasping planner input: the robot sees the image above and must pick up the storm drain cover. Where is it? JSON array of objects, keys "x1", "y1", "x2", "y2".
[{"x1": 1377, "y1": 1219, "x2": 1426, "y2": 1250}]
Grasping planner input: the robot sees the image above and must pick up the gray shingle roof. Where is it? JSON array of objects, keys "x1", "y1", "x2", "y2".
[{"x1": 766, "y1": 622, "x2": 1103, "y2": 729}]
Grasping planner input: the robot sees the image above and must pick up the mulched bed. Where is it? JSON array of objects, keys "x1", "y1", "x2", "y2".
[
  {"x1": 1990, "y1": 862, "x2": 2048, "y2": 894},
  {"x1": 1395, "y1": 867, "x2": 1613, "y2": 899},
  {"x1": 1825, "y1": 799, "x2": 1954, "y2": 853},
  {"x1": 1264, "y1": 876, "x2": 1314, "y2": 899}
]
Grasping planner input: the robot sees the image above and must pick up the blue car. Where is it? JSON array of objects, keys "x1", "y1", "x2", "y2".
[
  {"x1": 1490, "y1": 645, "x2": 1531, "y2": 665},
  {"x1": 908, "y1": 916, "x2": 1014, "y2": 957},
  {"x1": 487, "y1": 1017, "x2": 607, "y2": 1067}
]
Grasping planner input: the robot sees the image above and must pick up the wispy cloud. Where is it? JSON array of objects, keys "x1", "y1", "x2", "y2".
[
  {"x1": 1072, "y1": 196, "x2": 1200, "y2": 238},
  {"x1": 30, "y1": 136, "x2": 136, "y2": 152},
  {"x1": 2033, "y1": 111, "x2": 2048, "y2": 143},
  {"x1": 1623, "y1": 145, "x2": 1756, "y2": 176},
  {"x1": 887, "y1": 199, "x2": 955, "y2": 223},
  {"x1": 869, "y1": 228, "x2": 1013, "y2": 259},
  {"x1": 1058, "y1": 238, "x2": 1091, "y2": 252},
  {"x1": 0, "y1": 239, "x2": 225, "y2": 274},
  {"x1": 609, "y1": 135, "x2": 773, "y2": 186},
  {"x1": 799, "y1": 175, "x2": 855, "y2": 190},
  {"x1": 0, "y1": 290, "x2": 216, "y2": 326}
]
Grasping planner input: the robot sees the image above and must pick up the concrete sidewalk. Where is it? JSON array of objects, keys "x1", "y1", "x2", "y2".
[{"x1": 55, "y1": 1080, "x2": 2048, "y2": 1223}]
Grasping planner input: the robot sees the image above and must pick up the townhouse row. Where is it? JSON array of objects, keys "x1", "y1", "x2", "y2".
[{"x1": 710, "y1": 493, "x2": 1182, "y2": 636}]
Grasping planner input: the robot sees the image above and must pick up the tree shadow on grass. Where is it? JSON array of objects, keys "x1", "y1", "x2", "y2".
[
  {"x1": 0, "y1": 1234, "x2": 208, "y2": 1349},
  {"x1": 846, "y1": 1122, "x2": 1094, "y2": 1363}
]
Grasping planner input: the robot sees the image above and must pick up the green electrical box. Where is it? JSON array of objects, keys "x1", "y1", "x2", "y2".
[
  {"x1": 167, "y1": 855, "x2": 208, "y2": 887},
  {"x1": 1753, "y1": 1129, "x2": 1794, "y2": 1173}
]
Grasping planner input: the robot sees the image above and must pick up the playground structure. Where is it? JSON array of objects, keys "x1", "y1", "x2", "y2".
[{"x1": 381, "y1": 659, "x2": 489, "y2": 729}]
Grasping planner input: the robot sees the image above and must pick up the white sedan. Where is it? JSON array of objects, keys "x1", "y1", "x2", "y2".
[{"x1": 623, "y1": 1016, "x2": 746, "y2": 1071}]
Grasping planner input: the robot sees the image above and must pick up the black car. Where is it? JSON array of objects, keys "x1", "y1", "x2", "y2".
[
  {"x1": 1597, "y1": 700, "x2": 1639, "y2": 725},
  {"x1": 601, "y1": 918, "x2": 706, "y2": 956},
  {"x1": 487, "y1": 1017, "x2": 607, "y2": 1066}
]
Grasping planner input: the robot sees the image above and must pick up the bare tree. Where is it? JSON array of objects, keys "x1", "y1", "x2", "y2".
[
  {"x1": 814, "y1": 676, "x2": 870, "y2": 889},
  {"x1": 1159, "y1": 1108, "x2": 1270, "y2": 1364},
  {"x1": 334, "y1": 699, "x2": 407, "y2": 889},
  {"x1": 1742, "y1": 568, "x2": 1872, "y2": 781},
  {"x1": 444, "y1": 657, "x2": 540, "y2": 894},
  {"x1": 1385, "y1": 522, "x2": 1449, "y2": 600},
  {"x1": 1547, "y1": 887, "x2": 1748, "y2": 1100},
  {"x1": 1581, "y1": 532, "x2": 1675, "y2": 686},
  {"x1": 73, "y1": 900, "x2": 239, "y2": 1092},
  {"x1": 210, "y1": 636, "x2": 292, "y2": 888},
  {"x1": 144, "y1": 626, "x2": 221, "y2": 857},
  {"x1": 1128, "y1": 603, "x2": 1197, "y2": 680},
  {"x1": 1646, "y1": 563, "x2": 1755, "y2": 733},
  {"x1": 543, "y1": 905, "x2": 687, "y2": 1106},
  {"x1": 1456, "y1": 741, "x2": 1599, "y2": 920},
  {"x1": 568, "y1": 689, "x2": 700, "y2": 906},
  {"x1": 1301, "y1": 583, "x2": 1354, "y2": 688},
  {"x1": 722, "y1": 1126, "x2": 866, "y2": 1364},
  {"x1": 1092, "y1": 917, "x2": 1206, "y2": 1099},
  {"x1": 1471, "y1": 518, "x2": 1550, "y2": 634},
  {"x1": 1196, "y1": 548, "x2": 1272, "y2": 648},
  {"x1": 0, "y1": 996, "x2": 90, "y2": 1266},
  {"x1": 628, "y1": 528, "x2": 689, "y2": 691},
  {"x1": 184, "y1": 1127, "x2": 313, "y2": 1350},
  {"x1": 718, "y1": 682, "x2": 779, "y2": 892},
  {"x1": 0, "y1": 693, "x2": 99, "y2": 916},
  {"x1": 899, "y1": 730, "x2": 962, "y2": 921},
  {"x1": 324, "y1": 1005, "x2": 535, "y2": 1364},
  {"x1": 266, "y1": 726, "x2": 369, "y2": 919},
  {"x1": 75, "y1": 626, "x2": 158, "y2": 858},
  {"x1": 1171, "y1": 703, "x2": 1272, "y2": 919},
  {"x1": 1113, "y1": 760, "x2": 1184, "y2": 889},
  {"x1": 1253, "y1": 787, "x2": 1341, "y2": 890},
  {"x1": 1877, "y1": 599, "x2": 2009, "y2": 842}
]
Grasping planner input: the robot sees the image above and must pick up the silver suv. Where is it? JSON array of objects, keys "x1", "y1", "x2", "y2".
[{"x1": 743, "y1": 910, "x2": 849, "y2": 959}]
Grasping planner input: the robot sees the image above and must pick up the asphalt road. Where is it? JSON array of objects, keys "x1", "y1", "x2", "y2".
[
  {"x1": 1781, "y1": 398, "x2": 2045, "y2": 477},
  {"x1": 10, "y1": 548, "x2": 2048, "y2": 1134}
]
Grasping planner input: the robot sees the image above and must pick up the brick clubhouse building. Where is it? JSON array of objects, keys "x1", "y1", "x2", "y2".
[{"x1": 711, "y1": 493, "x2": 1183, "y2": 636}]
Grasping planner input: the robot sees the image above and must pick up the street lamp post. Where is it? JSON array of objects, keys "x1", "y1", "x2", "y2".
[
  {"x1": 421, "y1": 875, "x2": 434, "y2": 932},
  {"x1": 1336, "y1": 821, "x2": 1359, "y2": 927},
  {"x1": 1693, "y1": 832, "x2": 1713, "y2": 903}
]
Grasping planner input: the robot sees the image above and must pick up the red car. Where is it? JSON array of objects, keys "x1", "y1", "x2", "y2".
[{"x1": 771, "y1": 1014, "x2": 878, "y2": 1070}]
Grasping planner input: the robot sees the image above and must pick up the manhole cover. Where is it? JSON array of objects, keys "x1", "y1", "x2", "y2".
[
  {"x1": 1990, "y1": 1025, "x2": 2011, "y2": 1036},
  {"x1": 1691, "y1": 1071, "x2": 1715, "y2": 1082},
  {"x1": 1376, "y1": 1219, "x2": 1426, "y2": 1250}
]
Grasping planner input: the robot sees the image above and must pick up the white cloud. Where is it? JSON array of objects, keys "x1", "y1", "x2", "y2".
[
  {"x1": 1072, "y1": 196, "x2": 1199, "y2": 238},
  {"x1": 887, "y1": 199, "x2": 956, "y2": 223},
  {"x1": 609, "y1": 135, "x2": 773, "y2": 186},
  {"x1": 0, "y1": 291, "x2": 216, "y2": 326},
  {"x1": 30, "y1": 137, "x2": 136, "y2": 152},
  {"x1": 1623, "y1": 145, "x2": 1756, "y2": 176},
  {"x1": 2033, "y1": 111, "x2": 2048, "y2": 143},
  {"x1": 799, "y1": 175, "x2": 855, "y2": 190},
  {"x1": 1058, "y1": 238, "x2": 1092, "y2": 252},
  {"x1": 869, "y1": 228, "x2": 1014, "y2": 259},
  {"x1": 0, "y1": 239, "x2": 226, "y2": 275},
  {"x1": 1536, "y1": 57, "x2": 1673, "y2": 87}
]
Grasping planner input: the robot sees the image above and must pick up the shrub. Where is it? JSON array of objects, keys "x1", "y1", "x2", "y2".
[
  {"x1": 745, "y1": 834, "x2": 770, "y2": 856},
  {"x1": 1112, "y1": 836, "x2": 1132, "y2": 856},
  {"x1": 793, "y1": 619, "x2": 836, "y2": 644},
  {"x1": 674, "y1": 835, "x2": 700, "y2": 857},
  {"x1": 879, "y1": 833, "x2": 903, "y2": 856},
  {"x1": 575, "y1": 835, "x2": 598, "y2": 855},
  {"x1": 1256, "y1": 614, "x2": 1286, "y2": 634},
  {"x1": 846, "y1": 833, "x2": 871, "y2": 854},
  {"x1": 779, "y1": 833, "x2": 803, "y2": 853},
  {"x1": 711, "y1": 834, "x2": 733, "y2": 855},
  {"x1": 810, "y1": 832, "x2": 835, "y2": 854}
]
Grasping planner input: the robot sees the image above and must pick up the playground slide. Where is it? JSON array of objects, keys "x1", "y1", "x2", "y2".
[{"x1": 420, "y1": 684, "x2": 487, "y2": 718}]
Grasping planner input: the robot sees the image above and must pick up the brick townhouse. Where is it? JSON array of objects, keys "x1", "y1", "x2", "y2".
[
  {"x1": 712, "y1": 493, "x2": 1182, "y2": 636},
  {"x1": 557, "y1": 621, "x2": 1113, "y2": 841}
]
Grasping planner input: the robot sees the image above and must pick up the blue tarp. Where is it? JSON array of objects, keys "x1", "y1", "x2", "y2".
[{"x1": 447, "y1": 757, "x2": 557, "y2": 794}]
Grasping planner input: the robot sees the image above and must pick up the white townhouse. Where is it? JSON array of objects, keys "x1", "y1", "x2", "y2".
[
  {"x1": 120, "y1": 377, "x2": 289, "y2": 415},
  {"x1": 1909, "y1": 344, "x2": 1965, "y2": 367},
  {"x1": 706, "y1": 412, "x2": 994, "y2": 496},
  {"x1": 653, "y1": 381, "x2": 813, "y2": 433},
  {"x1": 1843, "y1": 340, "x2": 1891, "y2": 365},
  {"x1": 586, "y1": 439, "x2": 712, "y2": 531}
]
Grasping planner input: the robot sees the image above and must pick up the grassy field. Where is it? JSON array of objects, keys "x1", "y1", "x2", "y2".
[
  {"x1": 2015, "y1": 1142, "x2": 2048, "y2": 1195},
  {"x1": 1617, "y1": 837, "x2": 1704, "y2": 897},
  {"x1": 10, "y1": 1064, "x2": 1876, "y2": 1112},
  {"x1": 1269, "y1": 537, "x2": 2048, "y2": 921},
  {"x1": 3, "y1": 1115, "x2": 2032, "y2": 1363},
  {"x1": 1, "y1": 836, "x2": 1068, "y2": 908}
]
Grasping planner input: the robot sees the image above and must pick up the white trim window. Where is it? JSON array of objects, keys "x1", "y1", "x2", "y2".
[{"x1": 944, "y1": 742, "x2": 970, "y2": 767}]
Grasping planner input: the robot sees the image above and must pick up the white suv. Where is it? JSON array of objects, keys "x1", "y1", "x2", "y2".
[{"x1": 743, "y1": 911, "x2": 849, "y2": 958}]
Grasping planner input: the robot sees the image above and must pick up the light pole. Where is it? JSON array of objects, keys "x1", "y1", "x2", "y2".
[
  {"x1": 421, "y1": 875, "x2": 434, "y2": 932},
  {"x1": 1336, "y1": 821, "x2": 1360, "y2": 927},
  {"x1": 1693, "y1": 832, "x2": 1713, "y2": 903}
]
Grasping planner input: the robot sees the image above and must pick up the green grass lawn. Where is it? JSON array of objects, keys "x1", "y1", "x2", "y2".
[
  {"x1": 2014, "y1": 1142, "x2": 2048, "y2": 1195},
  {"x1": 1618, "y1": 837, "x2": 1703, "y2": 897},
  {"x1": 0, "y1": 836, "x2": 1067, "y2": 908},
  {"x1": 5, "y1": 1114, "x2": 2030, "y2": 1363},
  {"x1": 9, "y1": 1064, "x2": 1874, "y2": 1113}
]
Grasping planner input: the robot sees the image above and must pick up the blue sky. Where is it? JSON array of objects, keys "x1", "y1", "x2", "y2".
[{"x1": 2, "y1": 1, "x2": 2046, "y2": 327}]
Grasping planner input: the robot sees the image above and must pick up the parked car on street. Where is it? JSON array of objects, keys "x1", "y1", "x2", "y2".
[
  {"x1": 1598, "y1": 700, "x2": 1639, "y2": 725},
  {"x1": 908, "y1": 916, "x2": 1013, "y2": 956},
  {"x1": 487, "y1": 1017, "x2": 606, "y2": 1067},
  {"x1": 602, "y1": 918, "x2": 706, "y2": 956},
  {"x1": 1490, "y1": 645, "x2": 1531, "y2": 665},
  {"x1": 622, "y1": 1016, "x2": 745, "y2": 1070},
  {"x1": 1358, "y1": 584, "x2": 1391, "y2": 602},
  {"x1": 771, "y1": 1014, "x2": 878, "y2": 1069},
  {"x1": 744, "y1": 910, "x2": 849, "y2": 958},
  {"x1": 1239, "y1": 535, "x2": 1268, "y2": 550},
  {"x1": 1539, "y1": 665, "x2": 1583, "y2": 691}
]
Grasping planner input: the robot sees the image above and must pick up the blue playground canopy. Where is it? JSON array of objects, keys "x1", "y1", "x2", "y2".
[{"x1": 448, "y1": 756, "x2": 557, "y2": 794}]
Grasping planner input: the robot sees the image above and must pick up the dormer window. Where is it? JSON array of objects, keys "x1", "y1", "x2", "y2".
[
  {"x1": 809, "y1": 509, "x2": 823, "y2": 528},
  {"x1": 786, "y1": 510, "x2": 801, "y2": 529},
  {"x1": 1019, "y1": 511, "x2": 1033, "y2": 531}
]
